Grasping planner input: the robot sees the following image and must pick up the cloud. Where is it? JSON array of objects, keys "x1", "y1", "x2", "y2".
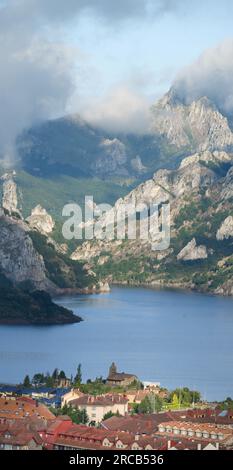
[
  {"x1": 0, "y1": 1, "x2": 79, "y2": 166},
  {"x1": 0, "y1": 0, "x2": 187, "y2": 166},
  {"x1": 173, "y1": 39, "x2": 233, "y2": 115},
  {"x1": 81, "y1": 85, "x2": 152, "y2": 134},
  {"x1": 18, "y1": 0, "x2": 187, "y2": 24}
]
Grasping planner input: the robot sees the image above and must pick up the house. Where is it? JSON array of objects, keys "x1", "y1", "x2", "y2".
[
  {"x1": 61, "y1": 388, "x2": 84, "y2": 408},
  {"x1": 42, "y1": 416, "x2": 73, "y2": 450},
  {"x1": 106, "y1": 363, "x2": 139, "y2": 387},
  {"x1": 55, "y1": 377, "x2": 72, "y2": 388},
  {"x1": 69, "y1": 394, "x2": 128, "y2": 424},
  {"x1": 31, "y1": 387, "x2": 56, "y2": 400},
  {"x1": 157, "y1": 420, "x2": 233, "y2": 447},
  {"x1": 0, "y1": 396, "x2": 55, "y2": 424},
  {"x1": 0, "y1": 422, "x2": 43, "y2": 450},
  {"x1": 53, "y1": 424, "x2": 168, "y2": 451}
]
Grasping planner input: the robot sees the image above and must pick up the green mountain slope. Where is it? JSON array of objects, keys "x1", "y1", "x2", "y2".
[{"x1": 71, "y1": 151, "x2": 233, "y2": 296}]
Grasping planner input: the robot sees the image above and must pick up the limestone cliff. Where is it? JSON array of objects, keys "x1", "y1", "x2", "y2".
[
  {"x1": 0, "y1": 216, "x2": 55, "y2": 291},
  {"x1": 72, "y1": 150, "x2": 233, "y2": 296},
  {"x1": 0, "y1": 174, "x2": 94, "y2": 295},
  {"x1": 151, "y1": 90, "x2": 233, "y2": 152},
  {"x1": 0, "y1": 172, "x2": 21, "y2": 216},
  {"x1": 26, "y1": 204, "x2": 55, "y2": 234},
  {"x1": 217, "y1": 216, "x2": 233, "y2": 240}
]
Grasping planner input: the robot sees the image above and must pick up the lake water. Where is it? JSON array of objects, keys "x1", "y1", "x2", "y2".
[{"x1": 0, "y1": 287, "x2": 233, "y2": 401}]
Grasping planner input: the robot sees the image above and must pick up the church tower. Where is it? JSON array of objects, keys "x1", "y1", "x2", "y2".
[{"x1": 108, "y1": 362, "x2": 117, "y2": 377}]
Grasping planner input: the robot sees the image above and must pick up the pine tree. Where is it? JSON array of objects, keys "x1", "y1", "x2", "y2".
[
  {"x1": 23, "y1": 375, "x2": 31, "y2": 388},
  {"x1": 74, "y1": 364, "x2": 82, "y2": 385}
]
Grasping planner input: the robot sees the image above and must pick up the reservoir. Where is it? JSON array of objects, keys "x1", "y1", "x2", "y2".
[{"x1": 0, "y1": 287, "x2": 233, "y2": 401}]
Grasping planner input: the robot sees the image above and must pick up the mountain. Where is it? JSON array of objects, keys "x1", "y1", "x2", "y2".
[
  {"x1": 2, "y1": 84, "x2": 233, "y2": 301},
  {"x1": 0, "y1": 173, "x2": 105, "y2": 324},
  {"x1": 17, "y1": 116, "x2": 140, "y2": 179},
  {"x1": 71, "y1": 150, "x2": 233, "y2": 296},
  {"x1": 17, "y1": 88, "x2": 233, "y2": 185},
  {"x1": 151, "y1": 88, "x2": 233, "y2": 153}
]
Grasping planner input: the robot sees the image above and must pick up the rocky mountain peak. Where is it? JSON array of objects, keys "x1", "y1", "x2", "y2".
[
  {"x1": 151, "y1": 88, "x2": 233, "y2": 153},
  {"x1": 0, "y1": 171, "x2": 21, "y2": 217},
  {"x1": 26, "y1": 204, "x2": 55, "y2": 234}
]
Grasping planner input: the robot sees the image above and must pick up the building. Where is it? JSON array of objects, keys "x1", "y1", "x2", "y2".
[
  {"x1": 69, "y1": 394, "x2": 128, "y2": 424},
  {"x1": 42, "y1": 416, "x2": 73, "y2": 450},
  {"x1": 106, "y1": 363, "x2": 139, "y2": 387},
  {"x1": 0, "y1": 422, "x2": 43, "y2": 450},
  {"x1": 157, "y1": 420, "x2": 233, "y2": 447},
  {"x1": 143, "y1": 381, "x2": 161, "y2": 389},
  {"x1": 61, "y1": 388, "x2": 84, "y2": 408},
  {"x1": 53, "y1": 424, "x2": 168, "y2": 451},
  {"x1": 55, "y1": 378, "x2": 72, "y2": 388},
  {"x1": 0, "y1": 396, "x2": 55, "y2": 424}
]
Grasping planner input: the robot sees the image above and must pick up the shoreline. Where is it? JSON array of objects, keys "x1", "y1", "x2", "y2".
[{"x1": 107, "y1": 279, "x2": 233, "y2": 298}]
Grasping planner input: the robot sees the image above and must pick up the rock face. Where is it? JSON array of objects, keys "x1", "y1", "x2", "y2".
[
  {"x1": 151, "y1": 90, "x2": 233, "y2": 152},
  {"x1": 177, "y1": 238, "x2": 208, "y2": 261},
  {"x1": 0, "y1": 216, "x2": 53, "y2": 290},
  {"x1": 76, "y1": 150, "x2": 224, "y2": 238},
  {"x1": 0, "y1": 172, "x2": 21, "y2": 216},
  {"x1": 217, "y1": 216, "x2": 233, "y2": 240},
  {"x1": 92, "y1": 138, "x2": 128, "y2": 177},
  {"x1": 26, "y1": 205, "x2": 55, "y2": 234},
  {"x1": 221, "y1": 167, "x2": 233, "y2": 200},
  {"x1": 72, "y1": 150, "x2": 233, "y2": 296},
  {"x1": 215, "y1": 279, "x2": 233, "y2": 296},
  {"x1": 180, "y1": 150, "x2": 233, "y2": 169}
]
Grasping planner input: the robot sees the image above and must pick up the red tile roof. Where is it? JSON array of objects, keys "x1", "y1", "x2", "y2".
[{"x1": 0, "y1": 397, "x2": 55, "y2": 422}]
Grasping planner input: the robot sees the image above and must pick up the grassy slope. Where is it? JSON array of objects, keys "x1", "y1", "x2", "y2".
[{"x1": 15, "y1": 171, "x2": 131, "y2": 219}]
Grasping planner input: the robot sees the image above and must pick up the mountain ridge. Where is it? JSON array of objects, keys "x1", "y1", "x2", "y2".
[{"x1": 71, "y1": 150, "x2": 233, "y2": 296}]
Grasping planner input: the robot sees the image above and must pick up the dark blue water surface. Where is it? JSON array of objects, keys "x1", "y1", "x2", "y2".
[{"x1": 0, "y1": 287, "x2": 233, "y2": 401}]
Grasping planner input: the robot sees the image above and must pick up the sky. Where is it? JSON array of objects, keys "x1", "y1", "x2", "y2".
[{"x1": 1, "y1": 0, "x2": 233, "y2": 163}]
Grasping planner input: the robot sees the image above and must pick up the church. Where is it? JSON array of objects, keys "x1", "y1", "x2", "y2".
[{"x1": 106, "y1": 362, "x2": 139, "y2": 387}]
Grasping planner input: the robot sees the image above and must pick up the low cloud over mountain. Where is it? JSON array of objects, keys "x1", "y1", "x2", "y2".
[{"x1": 173, "y1": 39, "x2": 233, "y2": 115}]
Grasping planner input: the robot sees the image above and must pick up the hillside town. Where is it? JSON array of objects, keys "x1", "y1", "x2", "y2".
[{"x1": 0, "y1": 364, "x2": 233, "y2": 451}]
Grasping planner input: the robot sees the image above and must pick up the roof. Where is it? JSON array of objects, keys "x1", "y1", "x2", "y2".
[
  {"x1": 107, "y1": 373, "x2": 137, "y2": 382},
  {"x1": 0, "y1": 397, "x2": 55, "y2": 421},
  {"x1": 53, "y1": 423, "x2": 168, "y2": 451},
  {"x1": 70, "y1": 394, "x2": 128, "y2": 407},
  {"x1": 101, "y1": 415, "x2": 159, "y2": 435},
  {"x1": 158, "y1": 420, "x2": 233, "y2": 438},
  {"x1": 0, "y1": 421, "x2": 42, "y2": 447}
]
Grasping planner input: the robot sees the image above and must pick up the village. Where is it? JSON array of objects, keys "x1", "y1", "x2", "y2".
[{"x1": 0, "y1": 363, "x2": 233, "y2": 451}]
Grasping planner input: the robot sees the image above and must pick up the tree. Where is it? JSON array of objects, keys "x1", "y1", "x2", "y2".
[
  {"x1": 169, "y1": 388, "x2": 201, "y2": 406},
  {"x1": 52, "y1": 368, "x2": 59, "y2": 381},
  {"x1": 55, "y1": 404, "x2": 89, "y2": 425},
  {"x1": 148, "y1": 394, "x2": 163, "y2": 413},
  {"x1": 74, "y1": 364, "x2": 82, "y2": 385},
  {"x1": 45, "y1": 375, "x2": 54, "y2": 388},
  {"x1": 59, "y1": 370, "x2": 66, "y2": 379},
  {"x1": 138, "y1": 396, "x2": 153, "y2": 414},
  {"x1": 103, "y1": 411, "x2": 115, "y2": 421},
  {"x1": 32, "y1": 373, "x2": 45, "y2": 386},
  {"x1": 172, "y1": 393, "x2": 180, "y2": 409},
  {"x1": 23, "y1": 375, "x2": 31, "y2": 388},
  {"x1": 103, "y1": 410, "x2": 121, "y2": 421},
  {"x1": 77, "y1": 408, "x2": 89, "y2": 425}
]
